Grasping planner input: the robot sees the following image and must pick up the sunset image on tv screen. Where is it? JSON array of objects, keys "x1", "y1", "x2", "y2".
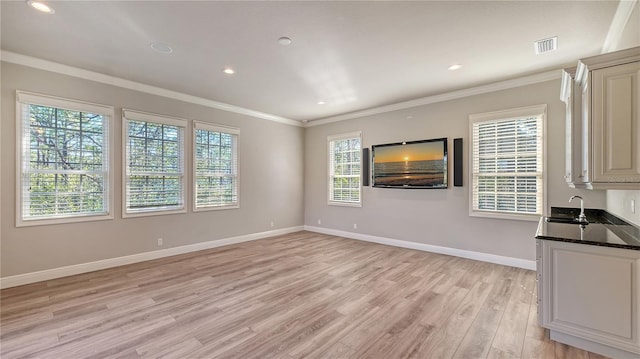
[{"x1": 373, "y1": 140, "x2": 447, "y2": 188}]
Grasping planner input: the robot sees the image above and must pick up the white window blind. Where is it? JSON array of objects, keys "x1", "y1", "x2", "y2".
[
  {"x1": 193, "y1": 122, "x2": 239, "y2": 210},
  {"x1": 470, "y1": 105, "x2": 546, "y2": 220},
  {"x1": 328, "y1": 132, "x2": 362, "y2": 206},
  {"x1": 123, "y1": 109, "x2": 186, "y2": 216},
  {"x1": 16, "y1": 91, "x2": 113, "y2": 226}
]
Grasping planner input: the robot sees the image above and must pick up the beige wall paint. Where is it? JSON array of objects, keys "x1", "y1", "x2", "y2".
[
  {"x1": 304, "y1": 80, "x2": 607, "y2": 261},
  {"x1": 614, "y1": 3, "x2": 639, "y2": 52},
  {"x1": 607, "y1": 190, "x2": 640, "y2": 226},
  {"x1": 1, "y1": 62, "x2": 305, "y2": 277}
]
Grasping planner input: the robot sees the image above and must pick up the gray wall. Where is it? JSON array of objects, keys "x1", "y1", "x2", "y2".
[
  {"x1": 304, "y1": 80, "x2": 607, "y2": 261},
  {"x1": 1, "y1": 62, "x2": 305, "y2": 277}
]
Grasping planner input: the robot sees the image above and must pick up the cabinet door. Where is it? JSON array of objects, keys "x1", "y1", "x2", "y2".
[
  {"x1": 541, "y1": 240, "x2": 640, "y2": 354},
  {"x1": 561, "y1": 68, "x2": 589, "y2": 188},
  {"x1": 592, "y1": 62, "x2": 640, "y2": 186}
]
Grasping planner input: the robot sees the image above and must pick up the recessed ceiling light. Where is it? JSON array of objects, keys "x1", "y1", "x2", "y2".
[
  {"x1": 26, "y1": 0, "x2": 55, "y2": 14},
  {"x1": 317, "y1": 101, "x2": 326, "y2": 105},
  {"x1": 223, "y1": 68, "x2": 235, "y2": 75},
  {"x1": 150, "y1": 42, "x2": 173, "y2": 54},
  {"x1": 448, "y1": 64, "x2": 462, "y2": 71},
  {"x1": 278, "y1": 37, "x2": 292, "y2": 46}
]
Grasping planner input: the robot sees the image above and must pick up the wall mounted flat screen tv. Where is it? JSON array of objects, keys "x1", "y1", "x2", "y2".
[{"x1": 372, "y1": 138, "x2": 448, "y2": 189}]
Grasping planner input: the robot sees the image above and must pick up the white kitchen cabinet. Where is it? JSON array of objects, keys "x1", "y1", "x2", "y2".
[
  {"x1": 561, "y1": 46, "x2": 640, "y2": 190},
  {"x1": 539, "y1": 239, "x2": 640, "y2": 358},
  {"x1": 591, "y1": 61, "x2": 640, "y2": 186},
  {"x1": 560, "y1": 67, "x2": 589, "y2": 188}
]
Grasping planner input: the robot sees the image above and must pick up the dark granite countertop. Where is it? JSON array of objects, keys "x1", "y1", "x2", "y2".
[{"x1": 535, "y1": 207, "x2": 640, "y2": 250}]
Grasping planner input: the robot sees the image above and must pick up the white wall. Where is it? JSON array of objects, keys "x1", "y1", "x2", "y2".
[
  {"x1": 304, "y1": 79, "x2": 607, "y2": 262},
  {"x1": 607, "y1": 191, "x2": 640, "y2": 226},
  {"x1": 614, "y1": 3, "x2": 639, "y2": 52},
  {"x1": 1, "y1": 62, "x2": 305, "y2": 278}
]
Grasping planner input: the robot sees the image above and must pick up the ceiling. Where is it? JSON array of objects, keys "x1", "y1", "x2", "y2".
[{"x1": 0, "y1": 1, "x2": 636, "y2": 123}]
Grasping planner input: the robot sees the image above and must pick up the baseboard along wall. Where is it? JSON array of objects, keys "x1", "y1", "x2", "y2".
[
  {"x1": 1, "y1": 225, "x2": 535, "y2": 289},
  {"x1": 304, "y1": 225, "x2": 536, "y2": 271},
  {"x1": 0, "y1": 226, "x2": 304, "y2": 289}
]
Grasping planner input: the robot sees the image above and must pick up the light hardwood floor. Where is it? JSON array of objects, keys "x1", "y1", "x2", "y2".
[{"x1": 1, "y1": 231, "x2": 610, "y2": 358}]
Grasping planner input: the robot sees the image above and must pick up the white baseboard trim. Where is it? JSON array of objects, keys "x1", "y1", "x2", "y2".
[
  {"x1": 0, "y1": 226, "x2": 304, "y2": 289},
  {"x1": 304, "y1": 225, "x2": 536, "y2": 271}
]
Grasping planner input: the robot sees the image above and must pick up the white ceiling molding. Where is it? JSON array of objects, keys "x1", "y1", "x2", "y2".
[
  {"x1": 601, "y1": 0, "x2": 638, "y2": 53},
  {"x1": 3, "y1": 50, "x2": 562, "y2": 129},
  {"x1": 0, "y1": 51, "x2": 302, "y2": 127},
  {"x1": 305, "y1": 69, "x2": 561, "y2": 127}
]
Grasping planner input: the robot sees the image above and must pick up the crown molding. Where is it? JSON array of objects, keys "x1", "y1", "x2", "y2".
[
  {"x1": 601, "y1": 0, "x2": 638, "y2": 54},
  {"x1": 305, "y1": 69, "x2": 561, "y2": 127},
  {"x1": 0, "y1": 50, "x2": 302, "y2": 127},
  {"x1": 1, "y1": 50, "x2": 564, "y2": 128}
]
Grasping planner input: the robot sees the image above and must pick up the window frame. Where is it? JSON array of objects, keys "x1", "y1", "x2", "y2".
[
  {"x1": 15, "y1": 91, "x2": 114, "y2": 227},
  {"x1": 328, "y1": 131, "x2": 363, "y2": 207},
  {"x1": 122, "y1": 109, "x2": 187, "y2": 218},
  {"x1": 468, "y1": 104, "x2": 547, "y2": 221},
  {"x1": 192, "y1": 121, "x2": 240, "y2": 212}
]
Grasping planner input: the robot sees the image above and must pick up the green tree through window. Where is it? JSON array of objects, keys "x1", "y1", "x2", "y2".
[
  {"x1": 17, "y1": 91, "x2": 112, "y2": 225},
  {"x1": 328, "y1": 132, "x2": 362, "y2": 206},
  {"x1": 194, "y1": 122, "x2": 239, "y2": 210},
  {"x1": 123, "y1": 110, "x2": 186, "y2": 216}
]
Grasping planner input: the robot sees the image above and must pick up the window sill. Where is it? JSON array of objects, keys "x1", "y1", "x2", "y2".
[
  {"x1": 122, "y1": 207, "x2": 187, "y2": 218},
  {"x1": 193, "y1": 204, "x2": 240, "y2": 212},
  {"x1": 469, "y1": 210, "x2": 541, "y2": 222},
  {"x1": 16, "y1": 213, "x2": 114, "y2": 227},
  {"x1": 328, "y1": 201, "x2": 362, "y2": 208}
]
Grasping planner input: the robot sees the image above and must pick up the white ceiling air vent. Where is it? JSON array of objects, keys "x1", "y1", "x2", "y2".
[{"x1": 534, "y1": 36, "x2": 558, "y2": 54}]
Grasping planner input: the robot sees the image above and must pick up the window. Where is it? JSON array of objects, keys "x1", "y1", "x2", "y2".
[
  {"x1": 123, "y1": 110, "x2": 186, "y2": 217},
  {"x1": 193, "y1": 122, "x2": 239, "y2": 210},
  {"x1": 16, "y1": 91, "x2": 113, "y2": 226},
  {"x1": 469, "y1": 105, "x2": 546, "y2": 220},
  {"x1": 328, "y1": 132, "x2": 362, "y2": 206}
]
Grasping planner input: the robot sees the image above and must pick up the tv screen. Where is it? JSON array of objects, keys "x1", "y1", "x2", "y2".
[{"x1": 372, "y1": 138, "x2": 448, "y2": 188}]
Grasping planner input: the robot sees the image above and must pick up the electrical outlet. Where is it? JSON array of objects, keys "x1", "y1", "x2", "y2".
[
  {"x1": 157, "y1": 238, "x2": 163, "y2": 247},
  {"x1": 317, "y1": 219, "x2": 322, "y2": 225},
  {"x1": 270, "y1": 221, "x2": 275, "y2": 228},
  {"x1": 353, "y1": 223, "x2": 358, "y2": 229},
  {"x1": 631, "y1": 199, "x2": 636, "y2": 214}
]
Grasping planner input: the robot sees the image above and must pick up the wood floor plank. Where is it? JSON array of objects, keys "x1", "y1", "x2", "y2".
[
  {"x1": 489, "y1": 269, "x2": 535, "y2": 356},
  {"x1": 0, "y1": 231, "x2": 612, "y2": 359},
  {"x1": 452, "y1": 272, "x2": 517, "y2": 359}
]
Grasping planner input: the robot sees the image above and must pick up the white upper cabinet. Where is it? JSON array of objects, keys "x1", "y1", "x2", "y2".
[
  {"x1": 560, "y1": 67, "x2": 589, "y2": 188},
  {"x1": 563, "y1": 46, "x2": 640, "y2": 190},
  {"x1": 591, "y1": 61, "x2": 640, "y2": 186}
]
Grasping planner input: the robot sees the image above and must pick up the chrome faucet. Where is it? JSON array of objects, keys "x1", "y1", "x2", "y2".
[{"x1": 569, "y1": 195, "x2": 588, "y2": 223}]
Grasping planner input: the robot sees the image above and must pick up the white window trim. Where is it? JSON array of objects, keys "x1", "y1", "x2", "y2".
[
  {"x1": 192, "y1": 121, "x2": 240, "y2": 212},
  {"x1": 328, "y1": 131, "x2": 363, "y2": 207},
  {"x1": 122, "y1": 109, "x2": 188, "y2": 218},
  {"x1": 15, "y1": 91, "x2": 114, "y2": 227},
  {"x1": 468, "y1": 104, "x2": 547, "y2": 221}
]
